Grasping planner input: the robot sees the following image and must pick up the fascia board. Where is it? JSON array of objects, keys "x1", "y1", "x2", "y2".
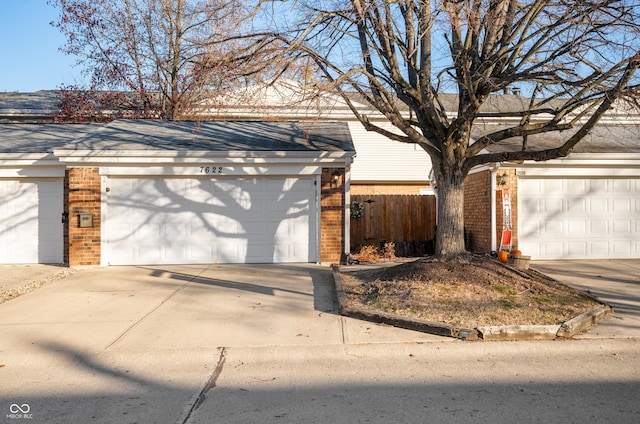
[{"x1": 53, "y1": 149, "x2": 355, "y2": 165}]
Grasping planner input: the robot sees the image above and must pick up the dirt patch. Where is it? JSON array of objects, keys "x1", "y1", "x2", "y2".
[{"x1": 341, "y1": 255, "x2": 601, "y2": 328}]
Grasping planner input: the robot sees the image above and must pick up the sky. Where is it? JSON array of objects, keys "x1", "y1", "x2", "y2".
[{"x1": 0, "y1": 0, "x2": 82, "y2": 92}]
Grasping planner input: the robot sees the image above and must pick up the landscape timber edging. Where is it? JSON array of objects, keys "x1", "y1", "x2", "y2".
[{"x1": 332, "y1": 265, "x2": 614, "y2": 342}]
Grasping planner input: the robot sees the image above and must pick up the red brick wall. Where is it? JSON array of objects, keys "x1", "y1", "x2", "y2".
[
  {"x1": 463, "y1": 168, "x2": 520, "y2": 254},
  {"x1": 320, "y1": 168, "x2": 345, "y2": 264},
  {"x1": 65, "y1": 168, "x2": 101, "y2": 266},
  {"x1": 464, "y1": 170, "x2": 493, "y2": 252}
]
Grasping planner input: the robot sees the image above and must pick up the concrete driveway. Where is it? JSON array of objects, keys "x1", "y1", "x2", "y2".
[
  {"x1": 1, "y1": 262, "x2": 639, "y2": 423},
  {"x1": 532, "y1": 259, "x2": 640, "y2": 339}
]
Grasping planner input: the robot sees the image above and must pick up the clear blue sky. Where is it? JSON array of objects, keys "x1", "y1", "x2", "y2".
[{"x1": 0, "y1": 1, "x2": 82, "y2": 92}]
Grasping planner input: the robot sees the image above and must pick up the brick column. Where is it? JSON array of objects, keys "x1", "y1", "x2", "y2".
[
  {"x1": 65, "y1": 168, "x2": 101, "y2": 266},
  {"x1": 464, "y1": 170, "x2": 492, "y2": 252},
  {"x1": 320, "y1": 168, "x2": 345, "y2": 264}
]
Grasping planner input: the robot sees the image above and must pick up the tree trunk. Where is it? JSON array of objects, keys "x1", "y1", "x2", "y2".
[{"x1": 434, "y1": 174, "x2": 467, "y2": 259}]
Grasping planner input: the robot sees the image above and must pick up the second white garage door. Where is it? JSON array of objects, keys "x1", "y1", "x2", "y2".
[
  {"x1": 0, "y1": 178, "x2": 63, "y2": 264},
  {"x1": 519, "y1": 177, "x2": 640, "y2": 259},
  {"x1": 104, "y1": 176, "x2": 318, "y2": 265}
]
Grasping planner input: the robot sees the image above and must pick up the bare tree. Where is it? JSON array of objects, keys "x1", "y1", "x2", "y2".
[
  {"x1": 251, "y1": 0, "x2": 640, "y2": 258},
  {"x1": 50, "y1": 0, "x2": 255, "y2": 119}
]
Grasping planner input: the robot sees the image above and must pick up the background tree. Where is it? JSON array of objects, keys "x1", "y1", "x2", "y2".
[
  {"x1": 50, "y1": 0, "x2": 255, "y2": 119},
  {"x1": 253, "y1": 0, "x2": 640, "y2": 259}
]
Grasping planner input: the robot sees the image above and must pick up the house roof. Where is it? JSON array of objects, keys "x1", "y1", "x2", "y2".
[
  {"x1": 0, "y1": 123, "x2": 97, "y2": 153},
  {"x1": 68, "y1": 120, "x2": 354, "y2": 153},
  {"x1": 475, "y1": 123, "x2": 640, "y2": 154},
  {"x1": 0, "y1": 120, "x2": 355, "y2": 154},
  {"x1": 0, "y1": 91, "x2": 59, "y2": 121}
]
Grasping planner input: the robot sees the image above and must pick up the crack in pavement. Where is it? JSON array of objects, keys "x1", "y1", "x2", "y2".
[{"x1": 178, "y1": 347, "x2": 227, "y2": 424}]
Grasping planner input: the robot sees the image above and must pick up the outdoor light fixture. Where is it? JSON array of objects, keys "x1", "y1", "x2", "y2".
[
  {"x1": 500, "y1": 174, "x2": 509, "y2": 185},
  {"x1": 331, "y1": 170, "x2": 341, "y2": 187}
]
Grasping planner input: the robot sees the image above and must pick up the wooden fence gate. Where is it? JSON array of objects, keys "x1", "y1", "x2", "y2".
[{"x1": 350, "y1": 194, "x2": 437, "y2": 256}]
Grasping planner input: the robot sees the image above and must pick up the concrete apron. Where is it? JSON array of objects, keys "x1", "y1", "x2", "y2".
[
  {"x1": 532, "y1": 259, "x2": 640, "y2": 339},
  {"x1": 1, "y1": 263, "x2": 639, "y2": 423},
  {"x1": 0, "y1": 264, "x2": 448, "y2": 423},
  {"x1": 0, "y1": 264, "x2": 447, "y2": 353}
]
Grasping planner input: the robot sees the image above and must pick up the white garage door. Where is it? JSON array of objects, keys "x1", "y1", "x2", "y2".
[
  {"x1": 519, "y1": 177, "x2": 640, "y2": 259},
  {"x1": 104, "y1": 176, "x2": 318, "y2": 265},
  {"x1": 0, "y1": 179, "x2": 63, "y2": 264}
]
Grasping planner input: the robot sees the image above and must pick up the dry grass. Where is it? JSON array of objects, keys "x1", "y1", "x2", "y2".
[{"x1": 341, "y1": 255, "x2": 601, "y2": 328}]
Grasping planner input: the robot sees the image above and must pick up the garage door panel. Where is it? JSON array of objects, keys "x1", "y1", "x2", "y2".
[
  {"x1": 544, "y1": 220, "x2": 563, "y2": 234},
  {"x1": 567, "y1": 179, "x2": 587, "y2": 193},
  {"x1": 613, "y1": 179, "x2": 632, "y2": 192},
  {"x1": 590, "y1": 220, "x2": 609, "y2": 233},
  {"x1": 589, "y1": 198, "x2": 608, "y2": 212},
  {"x1": 519, "y1": 177, "x2": 639, "y2": 259},
  {"x1": 105, "y1": 176, "x2": 317, "y2": 265},
  {"x1": 543, "y1": 242, "x2": 564, "y2": 257},
  {"x1": 567, "y1": 242, "x2": 588, "y2": 256},
  {"x1": 613, "y1": 198, "x2": 631, "y2": 212},
  {"x1": 590, "y1": 242, "x2": 609, "y2": 256},
  {"x1": 613, "y1": 242, "x2": 632, "y2": 255},
  {"x1": 568, "y1": 221, "x2": 586, "y2": 235},
  {"x1": 568, "y1": 198, "x2": 586, "y2": 213},
  {"x1": 613, "y1": 220, "x2": 631, "y2": 233}
]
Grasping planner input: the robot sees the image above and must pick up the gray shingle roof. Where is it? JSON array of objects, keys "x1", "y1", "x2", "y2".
[
  {"x1": 0, "y1": 120, "x2": 355, "y2": 154},
  {"x1": 0, "y1": 123, "x2": 97, "y2": 153},
  {"x1": 474, "y1": 123, "x2": 640, "y2": 154}
]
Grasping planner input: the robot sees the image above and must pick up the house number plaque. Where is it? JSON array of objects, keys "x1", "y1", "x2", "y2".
[{"x1": 200, "y1": 166, "x2": 223, "y2": 174}]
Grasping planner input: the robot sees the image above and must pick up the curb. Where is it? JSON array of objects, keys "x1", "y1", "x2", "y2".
[
  {"x1": 556, "y1": 304, "x2": 614, "y2": 338},
  {"x1": 332, "y1": 265, "x2": 613, "y2": 342}
]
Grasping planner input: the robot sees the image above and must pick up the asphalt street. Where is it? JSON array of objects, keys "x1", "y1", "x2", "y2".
[{"x1": 0, "y1": 262, "x2": 639, "y2": 423}]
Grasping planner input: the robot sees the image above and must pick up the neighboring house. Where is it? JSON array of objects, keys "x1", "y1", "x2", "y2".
[
  {"x1": 0, "y1": 91, "x2": 60, "y2": 123},
  {"x1": 0, "y1": 120, "x2": 354, "y2": 265},
  {"x1": 465, "y1": 121, "x2": 640, "y2": 260},
  {"x1": 0, "y1": 124, "x2": 94, "y2": 263}
]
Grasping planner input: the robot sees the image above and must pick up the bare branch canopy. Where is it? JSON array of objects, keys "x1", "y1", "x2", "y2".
[{"x1": 249, "y1": 0, "x2": 640, "y2": 257}]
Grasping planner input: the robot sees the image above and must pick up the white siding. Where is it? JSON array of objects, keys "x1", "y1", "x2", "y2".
[{"x1": 348, "y1": 121, "x2": 432, "y2": 183}]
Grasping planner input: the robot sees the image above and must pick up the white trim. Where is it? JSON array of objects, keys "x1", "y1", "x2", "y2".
[
  {"x1": 0, "y1": 167, "x2": 65, "y2": 178},
  {"x1": 0, "y1": 155, "x2": 65, "y2": 178},
  {"x1": 344, "y1": 165, "x2": 352, "y2": 258},
  {"x1": 54, "y1": 149, "x2": 354, "y2": 163},
  {"x1": 516, "y1": 168, "x2": 640, "y2": 177},
  {"x1": 100, "y1": 174, "x2": 109, "y2": 267},
  {"x1": 99, "y1": 165, "x2": 324, "y2": 177},
  {"x1": 315, "y1": 174, "x2": 321, "y2": 264}
]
